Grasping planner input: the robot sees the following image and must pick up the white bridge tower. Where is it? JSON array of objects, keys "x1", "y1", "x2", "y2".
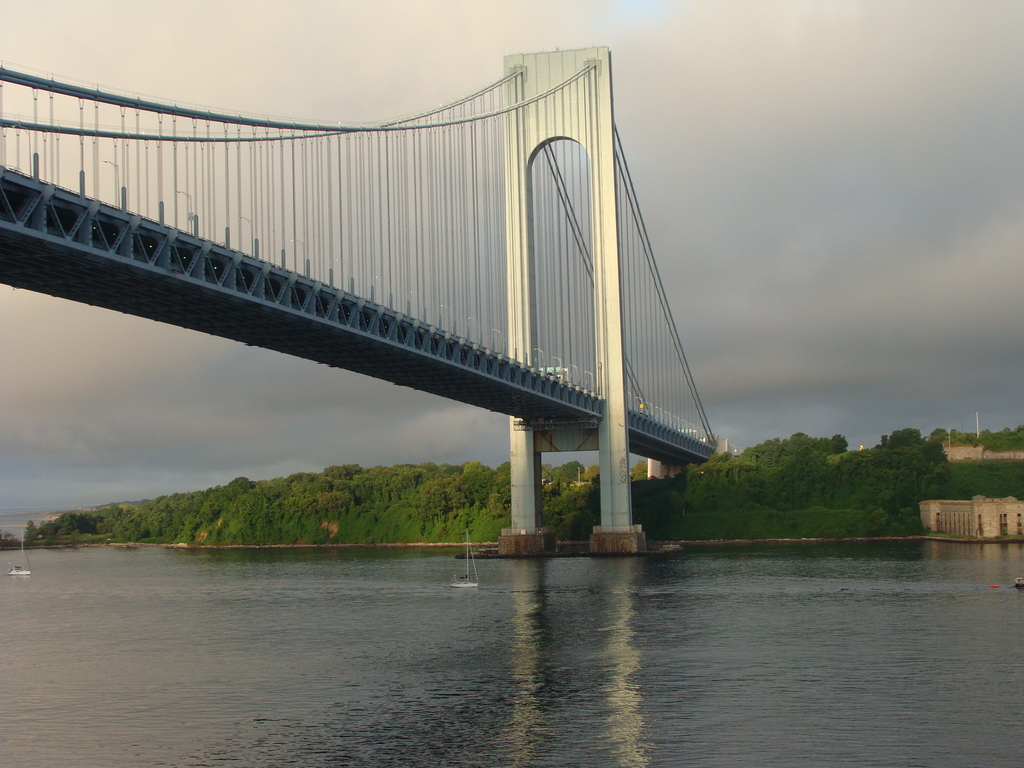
[{"x1": 500, "y1": 47, "x2": 644, "y2": 555}]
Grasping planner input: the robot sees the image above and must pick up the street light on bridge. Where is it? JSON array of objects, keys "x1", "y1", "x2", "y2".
[
  {"x1": 176, "y1": 190, "x2": 198, "y2": 236},
  {"x1": 103, "y1": 160, "x2": 124, "y2": 210},
  {"x1": 238, "y1": 216, "x2": 255, "y2": 258},
  {"x1": 532, "y1": 347, "x2": 546, "y2": 370}
]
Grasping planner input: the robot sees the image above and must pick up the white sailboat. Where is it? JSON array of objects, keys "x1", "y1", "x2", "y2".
[
  {"x1": 450, "y1": 530, "x2": 478, "y2": 588},
  {"x1": 8, "y1": 533, "x2": 31, "y2": 576}
]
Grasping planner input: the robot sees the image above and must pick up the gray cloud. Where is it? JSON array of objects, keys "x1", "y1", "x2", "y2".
[{"x1": 2, "y1": 2, "x2": 1023, "y2": 509}]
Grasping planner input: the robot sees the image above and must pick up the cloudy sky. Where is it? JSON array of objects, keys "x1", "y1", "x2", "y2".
[{"x1": 2, "y1": 1, "x2": 1023, "y2": 511}]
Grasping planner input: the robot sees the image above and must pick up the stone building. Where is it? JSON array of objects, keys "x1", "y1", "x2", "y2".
[{"x1": 920, "y1": 496, "x2": 1024, "y2": 538}]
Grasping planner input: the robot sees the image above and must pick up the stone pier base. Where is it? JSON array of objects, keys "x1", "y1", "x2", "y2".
[
  {"x1": 590, "y1": 525, "x2": 647, "y2": 554},
  {"x1": 498, "y1": 526, "x2": 556, "y2": 556}
]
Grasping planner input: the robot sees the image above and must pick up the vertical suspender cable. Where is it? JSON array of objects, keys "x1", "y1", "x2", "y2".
[
  {"x1": 205, "y1": 120, "x2": 212, "y2": 239},
  {"x1": 384, "y1": 131, "x2": 393, "y2": 298},
  {"x1": 191, "y1": 119, "x2": 198, "y2": 234},
  {"x1": 135, "y1": 109, "x2": 141, "y2": 211},
  {"x1": 223, "y1": 123, "x2": 230, "y2": 246},
  {"x1": 236, "y1": 125, "x2": 242, "y2": 249},
  {"x1": 300, "y1": 137, "x2": 308, "y2": 275},
  {"x1": 77, "y1": 98, "x2": 85, "y2": 194},
  {"x1": 0, "y1": 82, "x2": 5, "y2": 167},
  {"x1": 344, "y1": 134, "x2": 353, "y2": 289},
  {"x1": 327, "y1": 136, "x2": 334, "y2": 285},
  {"x1": 291, "y1": 139, "x2": 298, "y2": 273},
  {"x1": 156, "y1": 115, "x2": 163, "y2": 222},
  {"x1": 93, "y1": 102, "x2": 99, "y2": 198},
  {"x1": 172, "y1": 116, "x2": 179, "y2": 226},
  {"x1": 31, "y1": 89, "x2": 38, "y2": 175}
]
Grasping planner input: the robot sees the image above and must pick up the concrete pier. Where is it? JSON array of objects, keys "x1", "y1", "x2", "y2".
[
  {"x1": 498, "y1": 526, "x2": 556, "y2": 556},
  {"x1": 590, "y1": 525, "x2": 647, "y2": 554}
]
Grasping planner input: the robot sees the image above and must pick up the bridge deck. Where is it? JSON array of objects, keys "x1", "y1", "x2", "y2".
[
  {"x1": 0, "y1": 168, "x2": 602, "y2": 422},
  {"x1": 0, "y1": 167, "x2": 712, "y2": 464}
]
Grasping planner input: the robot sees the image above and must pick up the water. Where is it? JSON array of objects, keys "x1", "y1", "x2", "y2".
[
  {"x1": 0, "y1": 509, "x2": 51, "y2": 535},
  {"x1": 2, "y1": 541, "x2": 1023, "y2": 767}
]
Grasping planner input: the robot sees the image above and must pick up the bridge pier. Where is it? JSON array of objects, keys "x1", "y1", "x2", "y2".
[
  {"x1": 503, "y1": 423, "x2": 556, "y2": 555},
  {"x1": 509, "y1": 423, "x2": 544, "y2": 531},
  {"x1": 498, "y1": 526, "x2": 556, "y2": 556},
  {"x1": 647, "y1": 458, "x2": 684, "y2": 479},
  {"x1": 590, "y1": 525, "x2": 647, "y2": 554}
]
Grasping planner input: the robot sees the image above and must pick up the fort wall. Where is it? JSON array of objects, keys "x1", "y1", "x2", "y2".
[
  {"x1": 920, "y1": 496, "x2": 1024, "y2": 537},
  {"x1": 944, "y1": 445, "x2": 1024, "y2": 461}
]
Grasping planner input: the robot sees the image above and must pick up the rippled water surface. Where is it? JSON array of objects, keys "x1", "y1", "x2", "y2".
[{"x1": 2, "y1": 541, "x2": 1023, "y2": 767}]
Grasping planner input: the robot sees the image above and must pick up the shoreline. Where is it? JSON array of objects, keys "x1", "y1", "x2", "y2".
[
  {"x1": 676, "y1": 535, "x2": 1024, "y2": 546},
  {"x1": 16, "y1": 534, "x2": 1024, "y2": 551}
]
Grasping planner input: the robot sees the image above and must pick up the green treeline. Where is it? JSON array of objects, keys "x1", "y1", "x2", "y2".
[
  {"x1": 660, "y1": 429, "x2": 945, "y2": 536},
  {"x1": 635, "y1": 429, "x2": 939, "y2": 540},
  {"x1": 26, "y1": 428, "x2": 1024, "y2": 546},
  {"x1": 634, "y1": 428, "x2": 1024, "y2": 540},
  {"x1": 27, "y1": 461, "x2": 599, "y2": 547}
]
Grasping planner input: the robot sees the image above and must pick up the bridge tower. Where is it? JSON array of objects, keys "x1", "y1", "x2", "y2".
[{"x1": 500, "y1": 47, "x2": 643, "y2": 555}]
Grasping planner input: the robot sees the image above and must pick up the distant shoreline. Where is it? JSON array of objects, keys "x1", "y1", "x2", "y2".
[
  {"x1": 20, "y1": 534, "x2": 1024, "y2": 551},
  {"x1": 677, "y1": 535, "x2": 1024, "y2": 545}
]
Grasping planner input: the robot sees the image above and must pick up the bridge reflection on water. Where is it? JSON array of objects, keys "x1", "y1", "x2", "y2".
[{"x1": 506, "y1": 557, "x2": 649, "y2": 767}]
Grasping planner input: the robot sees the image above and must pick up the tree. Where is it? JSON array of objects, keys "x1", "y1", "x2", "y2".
[
  {"x1": 548, "y1": 461, "x2": 585, "y2": 486},
  {"x1": 885, "y1": 428, "x2": 925, "y2": 451}
]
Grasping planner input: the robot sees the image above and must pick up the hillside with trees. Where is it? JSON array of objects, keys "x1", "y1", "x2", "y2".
[
  {"x1": 635, "y1": 429, "x2": 947, "y2": 540},
  {"x1": 26, "y1": 461, "x2": 601, "y2": 547},
  {"x1": 936, "y1": 426, "x2": 1024, "y2": 452},
  {"x1": 25, "y1": 428, "x2": 1024, "y2": 547}
]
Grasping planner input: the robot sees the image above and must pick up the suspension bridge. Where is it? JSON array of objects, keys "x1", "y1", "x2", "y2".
[{"x1": 0, "y1": 48, "x2": 713, "y2": 553}]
